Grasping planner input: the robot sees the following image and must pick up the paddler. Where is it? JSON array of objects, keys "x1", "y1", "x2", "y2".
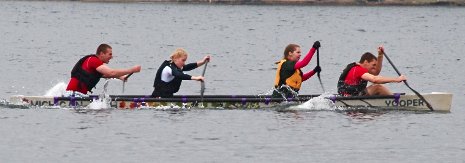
[
  {"x1": 151, "y1": 48, "x2": 210, "y2": 98},
  {"x1": 272, "y1": 41, "x2": 322, "y2": 98},
  {"x1": 66, "y1": 44, "x2": 141, "y2": 96},
  {"x1": 337, "y1": 45, "x2": 407, "y2": 96}
]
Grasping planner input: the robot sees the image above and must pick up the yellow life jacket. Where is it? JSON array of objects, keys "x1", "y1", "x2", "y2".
[{"x1": 274, "y1": 59, "x2": 303, "y2": 91}]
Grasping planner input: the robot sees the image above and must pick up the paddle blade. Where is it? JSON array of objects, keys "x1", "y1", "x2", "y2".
[
  {"x1": 318, "y1": 77, "x2": 325, "y2": 92},
  {"x1": 200, "y1": 82, "x2": 205, "y2": 96},
  {"x1": 200, "y1": 61, "x2": 208, "y2": 102},
  {"x1": 316, "y1": 48, "x2": 325, "y2": 92}
]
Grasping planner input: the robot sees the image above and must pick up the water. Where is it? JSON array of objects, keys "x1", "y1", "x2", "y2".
[{"x1": 1, "y1": 1, "x2": 465, "y2": 162}]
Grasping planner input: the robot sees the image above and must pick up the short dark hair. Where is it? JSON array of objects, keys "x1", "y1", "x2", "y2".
[
  {"x1": 359, "y1": 52, "x2": 377, "y2": 63},
  {"x1": 96, "y1": 44, "x2": 112, "y2": 55}
]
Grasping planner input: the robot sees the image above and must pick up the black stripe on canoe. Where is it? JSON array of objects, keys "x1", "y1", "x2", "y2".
[
  {"x1": 56, "y1": 97, "x2": 309, "y2": 102},
  {"x1": 103, "y1": 94, "x2": 322, "y2": 99},
  {"x1": 102, "y1": 93, "x2": 405, "y2": 99},
  {"x1": 56, "y1": 93, "x2": 405, "y2": 103}
]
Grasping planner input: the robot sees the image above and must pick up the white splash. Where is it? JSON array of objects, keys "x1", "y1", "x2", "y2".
[
  {"x1": 44, "y1": 82, "x2": 67, "y2": 96},
  {"x1": 258, "y1": 86, "x2": 298, "y2": 99},
  {"x1": 85, "y1": 79, "x2": 112, "y2": 110},
  {"x1": 289, "y1": 92, "x2": 337, "y2": 111},
  {"x1": 86, "y1": 98, "x2": 111, "y2": 110}
]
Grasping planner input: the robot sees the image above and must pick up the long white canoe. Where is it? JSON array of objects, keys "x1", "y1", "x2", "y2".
[{"x1": 7, "y1": 92, "x2": 452, "y2": 112}]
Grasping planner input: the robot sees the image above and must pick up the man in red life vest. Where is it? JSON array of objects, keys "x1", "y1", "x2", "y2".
[
  {"x1": 337, "y1": 46, "x2": 407, "y2": 96},
  {"x1": 66, "y1": 44, "x2": 141, "y2": 95}
]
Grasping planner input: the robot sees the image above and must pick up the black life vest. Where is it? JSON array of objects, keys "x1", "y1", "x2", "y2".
[
  {"x1": 70, "y1": 55, "x2": 103, "y2": 93},
  {"x1": 337, "y1": 62, "x2": 368, "y2": 96},
  {"x1": 152, "y1": 60, "x2": 183, "y2": 97}
]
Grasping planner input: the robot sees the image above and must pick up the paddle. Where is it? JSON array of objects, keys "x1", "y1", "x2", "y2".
[
  {"x1": 200, "y1": 61, "x2": 209, "y2": 102},
  {"x1": 122, "y1": 73, "x2": 133, "y2": 94},
  {"x1": 316, "y1": 48, "x2": 326, "y2": 92},
  {"x1": 382, "y1": 51, "x2": 434, "y2": 111}
]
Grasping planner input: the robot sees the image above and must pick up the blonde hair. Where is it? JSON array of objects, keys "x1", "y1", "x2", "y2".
[{"x1": 170, "y1": 48, "x2": 188, "y2": 60}]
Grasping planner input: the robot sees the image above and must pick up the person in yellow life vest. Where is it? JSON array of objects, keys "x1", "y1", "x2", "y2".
[{"x1": 272, "y1": 41, "x2": 321, "y2": 98}]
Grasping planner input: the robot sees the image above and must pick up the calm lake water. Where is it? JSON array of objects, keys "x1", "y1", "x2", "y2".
[{"x1": 0, "y1": 1, "x2": 464, "y2": 162}]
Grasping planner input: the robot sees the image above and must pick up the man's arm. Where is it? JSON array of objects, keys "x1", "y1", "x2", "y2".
[
  {"x1": 361, "y1": 73, "x2": 406, "y2": 84},
  {"x1": 373, "y1": 46, "x2": 384, "y2": 75},
  {"x1": 97, "y1": 64, "x2": 141, "y2": 79}
]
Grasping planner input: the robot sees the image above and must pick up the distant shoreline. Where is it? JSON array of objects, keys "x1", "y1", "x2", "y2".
[{"x1": 76, "y1": 0, "x2": 465, "y2": 6}]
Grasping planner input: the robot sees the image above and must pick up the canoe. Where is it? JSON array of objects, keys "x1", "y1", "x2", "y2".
[{"x1": 7, "y1": 92, "x2": 452, "y2": 111}]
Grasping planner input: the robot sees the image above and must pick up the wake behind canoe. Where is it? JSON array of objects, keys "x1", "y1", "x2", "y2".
[{"x1": 8, "y1": 92, "x2": 452, "y2": 111}]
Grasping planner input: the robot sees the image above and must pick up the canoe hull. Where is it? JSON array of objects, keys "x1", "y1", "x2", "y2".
[
  {"x1": 332, "y1": 92, "x2": 452, "y2": 112},
  {"x1": 8, "y1": 92, "x2": 452, "y2": 111}
]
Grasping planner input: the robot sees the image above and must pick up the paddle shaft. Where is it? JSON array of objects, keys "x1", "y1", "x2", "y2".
[
  {"x1": 201, "y1": 61, "x2": 208, "y2": 77},
  {"x1": 317, "y1": 48, "x2": 320, "y2": 77},
  {"x1": 316, "y1": 48, "x2": 325, "y2": 92},
  {"x1": 200, "y1": 61, "x2": 209, "y2": 102},
  {"x1": 122, "y1": 73, "x2": 134, "y2": 94},
  {"x1": 383, "y1": 52, "x2": 434, "y2": 111}
]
